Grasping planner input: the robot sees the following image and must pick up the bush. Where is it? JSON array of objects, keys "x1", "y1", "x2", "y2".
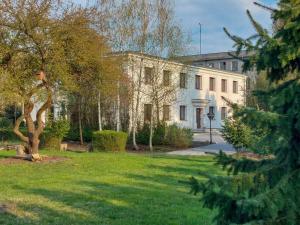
[
  {"x1": 134, "y1": 123, "x2": 192, "y2": 148},
  {"x1": 221, "y1": 118, "x2": 252, "y2": 151},
  {"x1": 43, "y1": 119, "x2": 70, "y2": 149},
  {"x1": 92, "y1": 130, "x2": 128, "y2": 152},
  {"x1": 65, "y1": 127, "x2": 94, "y2": 142},
  {"x1": 164, "y1": 124, "x2": 193, "y2": 148},
  {"x1": 0, "y1": 117, "x2": 12, "y2": 128}
]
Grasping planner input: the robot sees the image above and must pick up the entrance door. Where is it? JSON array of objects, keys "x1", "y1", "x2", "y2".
[{"x1": 196, "y1": 108, "x2": 202, "y2": 129}]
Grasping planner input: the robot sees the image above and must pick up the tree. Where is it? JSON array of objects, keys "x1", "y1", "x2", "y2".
[
  {"x1": 188, "y1": 1, "x2": 300, "y2": 224},
  {"x1": 108, "y1": 0, "x2": 189, "y2": 150},
  {"x1": 0, "y1": 0, "x2": 110, "y2": 160}
]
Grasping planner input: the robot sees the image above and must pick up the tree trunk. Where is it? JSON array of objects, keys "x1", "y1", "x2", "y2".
[
  {"x1": 98, "y1": 90, "x2": 102, "y2": 131},
  {"x1": 149, "y1": 107, "x2": 153, "y2": 152},
  {"x1": 116, "y1": 81, "x2": 121, "y2": 132},
  {"x1": 132, "y1": 58, "x2": 144, "y2": 150},
  {"x1": 78, "y1": 96, "x2": 84, "y2": 145}
]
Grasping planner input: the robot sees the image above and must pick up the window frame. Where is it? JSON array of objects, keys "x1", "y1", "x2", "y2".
[
  {"x1": 180, "y1": 73, "x2": 187, "y2": 89},
  {"x1": 195, "y1": 75, "x2": 202, "y2": 90},
  {"x1": 209, "y1": 77, "x2": 216, "y2": 91},
  {"x1": 221, "y1": 79, "x2": 227, "y2": 92},
  {"x1": 233, "y1": 81, "x2": 238, "y2": 93},
  {"x1": 179, "y1": 105, "x2": 186, "y2": 121},
  {"x1": 163, "y1": 105, "x2": 171, "y2": 121},
  {"x1": 144, "y1": 67, "x2": 153, "y2": 85},
  {"x1": 221, "y1": 107, "x2": 227, "y2": 120},
  {"x1": 163, "y1": 70, "x2": 171, "y2": 86},
  {"x1": 144, "y1": 104, "x2": 152, "y2": 122}
]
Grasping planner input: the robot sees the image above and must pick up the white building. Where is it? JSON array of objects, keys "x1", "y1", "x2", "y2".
[{"x1": 118, "y1": 52, "x2": 246, "y2": 131}]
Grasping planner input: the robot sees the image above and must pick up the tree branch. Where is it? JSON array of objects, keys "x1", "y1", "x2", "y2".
[{"x1": 13, "y1": 114, "x2": 29, "y2": 143}]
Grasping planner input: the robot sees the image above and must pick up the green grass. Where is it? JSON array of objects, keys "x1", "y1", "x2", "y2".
[{"x1": 0, "y1": 150, "x2": 223, "y2": 225}]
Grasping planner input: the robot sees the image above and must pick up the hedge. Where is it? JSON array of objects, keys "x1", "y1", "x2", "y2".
[{"x1": 92, "y1": 130, "x2": 128, "y2": 152}]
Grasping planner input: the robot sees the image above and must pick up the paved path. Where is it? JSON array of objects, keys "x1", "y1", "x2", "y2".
[{"x1": 167, "y1": 132, "x2": 236, "y2": 156}]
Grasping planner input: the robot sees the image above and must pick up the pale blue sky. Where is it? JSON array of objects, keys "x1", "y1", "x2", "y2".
[
  {"x1": 74, "y1": 0, "x2": 278, "y2": 54},
  {"x1": 175, "y1": 0, "x2": 278, "y2": 54}
]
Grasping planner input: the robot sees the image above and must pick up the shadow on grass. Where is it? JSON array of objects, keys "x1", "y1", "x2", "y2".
[{"x1": 1, "y1": 154, "x2": 218, "y2": 225}]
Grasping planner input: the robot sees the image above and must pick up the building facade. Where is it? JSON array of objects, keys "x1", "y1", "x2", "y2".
[
  {"x1": 120, "y1": 52, "x2": 246, "y2": 131},
  {"x1": 174, "y1": 50, "x2": 256, "y2": 81}
]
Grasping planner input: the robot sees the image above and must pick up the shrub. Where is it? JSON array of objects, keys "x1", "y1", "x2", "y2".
[
  {"x1": 43, "y1": 119, "x2": 70, "y2": 149},
  {"x1": 65, "y1": 127, "x2": 94, "y2": 142},
  {"x1": 164, "y1": 124, "x2": 193, "y2": 148},
  {"x1": 136, "y1": 123, "x2": 167, "y2": 146},
  {"x1": 0, "y1": 117, "x2": 12, "y2": 128},
  {"x1": 221, "y1": 118, "x2": 252, "y2": 152},
  {"x1": 92, "y1": 130, "x2": 128, "y2": 152}
]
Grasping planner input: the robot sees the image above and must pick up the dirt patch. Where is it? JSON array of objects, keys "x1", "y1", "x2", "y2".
[
  {"x1": 0, "y1": 203, "x2": 16, "y2": 214},
  {"x1": 64, "y1": 141, "x2": 88, "y2": 152},
  {"x1": 0, "y1": 155, "x2": 68, "y2": 165}
]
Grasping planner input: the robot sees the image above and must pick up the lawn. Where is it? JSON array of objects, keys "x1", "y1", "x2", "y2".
[{"x1": 0, "y1": 150, "x2": 223, "y2": 225}]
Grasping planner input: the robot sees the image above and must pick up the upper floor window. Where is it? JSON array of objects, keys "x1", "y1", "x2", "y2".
[
  {"x1": 232, "y1": 61, "x2": 238, "y2": 71},
  {"x1": 144, "y1": 104, "x2": 152, "y2": 122},
  {"x1": 180, "y1": 105, "x2": 186, "y2": 120},
  {"x1": 220, "y1": 61, "x2": 226, "y2": 70},
  {"x1": 233, "y1": 81, "x2": 238, "y2": 93},
  {"x1": 195, "y1": 75, "x2": 202, "y2": 90},
  {"x1": 180, "y1": 73, "x2": 187, "y2": 88},
  {"x1": 221, "y1": 79, "x2": 227, "y2": 92},
  {"x1": 144, "y1": 67, "x2": 153, "y2": 85},
  {"x1": 163, "y1": 70, "x2": 171, "y2": 86},
  {"x1": 163, "y1": 105, "x2": 171, "y2": 121},
  {"x1": 209, "y1": 77, "x2": 216, "y2": 91},
  {"x1": 221, "y1": 107, "x2": 227, "y2": 120}
]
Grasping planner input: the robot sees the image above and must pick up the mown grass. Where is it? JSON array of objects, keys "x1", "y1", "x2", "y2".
[{"x1": 0, "y1": 150, "x2": 223, "y2": 225}]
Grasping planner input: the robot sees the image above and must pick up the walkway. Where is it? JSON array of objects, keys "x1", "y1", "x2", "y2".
[{"x1": 167, "y1": 132, "x2": 236, "y2": 156}]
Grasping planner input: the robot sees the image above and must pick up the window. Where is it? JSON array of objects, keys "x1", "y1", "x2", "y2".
[
  {"x1": 144, "y1": 67, "x2": 153, "y2": 85},
  {"x1": 209, "y1": 77, "x2": 216, "y2": 91},
  {"x1": 208, "y1": 63, "x2": 214, "y2": 68},
  {"x1": 233, "y1": 81, "x2": 238, "y2": 93},
  {"x1": 195, "y1": 75, "x2": 202, "y2": 90},
  {"x1": 221, "y1": 107, "x2": 227, "y2": 120},
  {"x1": 220, "y1": 61, "x2": 226, "y2": 70},
  {"x1": 163, "y1": 70, "x2": 171, "y2": 86},
  {"x1": 180, "y1": 73, "x2": 187, "y2": 88},
  {"x1": 232, "y1": 61, "x2": 238, "y2": 71},
  {"x1": 180, "y1": 105, "x2": 186, "y2": 120},
  {"x1": 163, "y1": 105, "x2": 171, "y2": 121},
  {"x1": 221, "y1": 79, "x2": 227, "y2": 92},
  {"x1": 144, "y1": 104, "x2": 152, "y2": 122}
]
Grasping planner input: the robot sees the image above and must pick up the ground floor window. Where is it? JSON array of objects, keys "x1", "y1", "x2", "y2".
[
  {"x1": 221, "y1": 107, "x2": 227, "y2": 120},
  {"x1": 163, "y1": 105, "x2": 171, "y2": 121},
  {"x1": 144, "y1": 104, "x2": 152, "y2": 122},
  {"x1": 180, "y1": 105, "x2": 186, "y2": 120}
]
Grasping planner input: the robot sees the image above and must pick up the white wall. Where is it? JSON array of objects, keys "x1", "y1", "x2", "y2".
[{"x1": 124, "y1": 53, "x2": 246, "y2": 131}]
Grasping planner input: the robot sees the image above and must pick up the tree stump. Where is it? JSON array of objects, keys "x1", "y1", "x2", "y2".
[{"x1": 16, "y1": 145, "x2": 26, "y2": 157}]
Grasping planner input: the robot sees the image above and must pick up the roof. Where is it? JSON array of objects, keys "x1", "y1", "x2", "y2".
[
  {"x1": 109, "y1": 51, "x2": 247, "y2": 79},
  {"x1": 173, "y1": 50, "x2": 252, "y2": 63}
]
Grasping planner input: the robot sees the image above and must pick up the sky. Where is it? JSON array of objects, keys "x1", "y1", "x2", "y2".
[
  {"x1": 74, "y1": 0, "x2": 278, "y2": 55},
  {"x1": 175, "y1": 0, "x2": 278, "y2": 54}
]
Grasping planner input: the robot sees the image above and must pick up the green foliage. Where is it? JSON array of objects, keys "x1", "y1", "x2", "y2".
[
  {"x1": 65, "y1": 127, "x2": 94, "y2": 142},
  {"x1": 0, "y1": 117, "x2": 12, "y2": 128},
  {"x1": 189, "y1": 1, "x2": 300, "y2": 225},
  {"x1": 136, "y1": 123, "x2": 167, "y2": 146},
  {"x1": 135, "y1": 123, "x2": 193, "y2": 148},
  {"x1": 43, "y1": 119, "x2": 70, "y2": 149},
  {"x1": 92, "y1": 130, "x2": 128, "y2": 152},
  {"x1": 164, "y1": 124, "x2": 193, "y2": 148}
]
